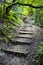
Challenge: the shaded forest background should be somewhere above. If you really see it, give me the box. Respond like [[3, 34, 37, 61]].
[[0, 0, 43, 43]]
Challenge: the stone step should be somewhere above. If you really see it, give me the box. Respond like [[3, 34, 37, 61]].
[[12, 38, 32, 44], [16, 34, 33, 39], [19, 31, 33, 34], [22, 26, 32, 29], [20, 27, 33, 31], [20, 29, 33, 32], [1, 45, 29, 55]]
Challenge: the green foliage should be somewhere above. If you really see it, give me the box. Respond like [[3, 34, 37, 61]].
[[39, 9, 43, 27], [0, 4, 3, 16], [0, 0, 43, 43], [35, 42, 43, 65], [0, 0, 23, 43], [38, 42, 43, 59], [20, 0, 43, 27]]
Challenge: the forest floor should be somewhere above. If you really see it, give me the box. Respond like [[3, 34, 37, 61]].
[[0, 19, 43, 65]]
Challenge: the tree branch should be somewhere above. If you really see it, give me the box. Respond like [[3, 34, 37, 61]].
[[6, 2, 43, 14]]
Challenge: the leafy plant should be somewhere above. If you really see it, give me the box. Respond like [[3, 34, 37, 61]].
[[35, 42, 43, 65]]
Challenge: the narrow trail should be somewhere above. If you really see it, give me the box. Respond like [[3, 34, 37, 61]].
[[0, 17, 43, 65]]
